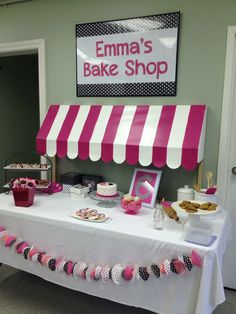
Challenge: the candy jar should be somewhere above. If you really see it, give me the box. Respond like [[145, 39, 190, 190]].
[[154, 203, 165, 230], [121, 194, 142, 215]]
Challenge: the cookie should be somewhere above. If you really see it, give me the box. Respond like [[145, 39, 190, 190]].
[[199, 204, 209, 210], [185, 208, 198, 213]]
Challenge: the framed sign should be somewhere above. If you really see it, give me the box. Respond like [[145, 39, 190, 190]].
[[76, 12, 180, 97], [129, 168, 162, 208]]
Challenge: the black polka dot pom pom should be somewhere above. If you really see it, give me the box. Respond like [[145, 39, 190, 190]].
[[170, 259, 178, 274], [183, 255, 192, 271], [8, 238, 16, 248], [48, 258, 56, 271], [138, 267, 150, 281], [151, 264, 160, 278], [23, 247, 30, 260], [109, 268, 112, 280]]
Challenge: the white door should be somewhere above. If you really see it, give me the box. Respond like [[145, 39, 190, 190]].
[[218, 26, 236, 289]]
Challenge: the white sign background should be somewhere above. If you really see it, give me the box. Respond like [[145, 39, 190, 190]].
[[77, 28, 178, 85]]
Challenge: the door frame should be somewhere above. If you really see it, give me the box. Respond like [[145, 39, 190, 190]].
[[217, 26, 236, 208], [0, 38, 46, 124]]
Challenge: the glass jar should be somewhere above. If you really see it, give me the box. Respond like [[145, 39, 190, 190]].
[[154, 203, 165, 230]]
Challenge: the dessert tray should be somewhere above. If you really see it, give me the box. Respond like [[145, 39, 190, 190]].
[[172, 200, 221, 216], [89, 191, 124, 208], [71, 208, 109, 223], [4, 164, 50, 171], [3, 181, 51, 190]]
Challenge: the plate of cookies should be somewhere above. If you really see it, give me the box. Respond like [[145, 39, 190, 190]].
[[71, 208, 109, 223], [172, 200, 220, 215]]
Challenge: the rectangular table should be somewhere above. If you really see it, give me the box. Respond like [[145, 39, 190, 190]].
[[0, 192, 230, 314]]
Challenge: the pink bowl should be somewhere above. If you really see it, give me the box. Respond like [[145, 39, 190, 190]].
[[121, 196, 142, 215]]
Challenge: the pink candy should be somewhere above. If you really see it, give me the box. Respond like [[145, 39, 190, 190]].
[[121, 195, 142, 214]]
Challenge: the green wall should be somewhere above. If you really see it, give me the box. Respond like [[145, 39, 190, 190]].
[[0, 0, 234, 200]]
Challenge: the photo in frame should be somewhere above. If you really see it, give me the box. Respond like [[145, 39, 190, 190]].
[[76, 11, 180, 97], [129, 168, 162, 208]]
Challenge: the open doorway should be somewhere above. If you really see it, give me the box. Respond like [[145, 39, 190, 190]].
[[0, 39, 46, 191], [0, 54, 39, 190]]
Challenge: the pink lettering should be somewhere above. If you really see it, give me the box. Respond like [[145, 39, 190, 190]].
[[125, 59, 168, 79], [135, 60, 145, 76], [146, 62, 157, 75], [125, 60, 135, 76], [110, 64, 119, 76], [96, 41, 104, 57], [84, 62, 91, 77], [144, 40, 152, 53], [157, 61, 168, 78], [83, 62, 119, 77]]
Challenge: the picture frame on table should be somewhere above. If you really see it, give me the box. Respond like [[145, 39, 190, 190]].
[[129, 168, 162, 208]]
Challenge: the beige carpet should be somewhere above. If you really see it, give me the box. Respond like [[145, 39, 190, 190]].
[[0, 265, 150, 314], [0, 265, 235, 314]]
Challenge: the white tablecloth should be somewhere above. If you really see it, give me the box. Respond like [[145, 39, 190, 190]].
[[0, 193, 230, 314]]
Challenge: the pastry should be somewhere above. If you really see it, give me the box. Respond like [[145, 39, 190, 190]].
[[179, 201, 217, 213], [73, 208, 106, 221], [8, 162, 48, 169], [162, 204, 179, 221], [96, 182, 117, 197]]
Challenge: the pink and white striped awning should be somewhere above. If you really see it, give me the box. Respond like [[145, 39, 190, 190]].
[[36, 104, 207, 170]]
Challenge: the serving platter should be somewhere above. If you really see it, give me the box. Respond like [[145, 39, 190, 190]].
[[3, 182, 50, 190], [71, 208, 109, 223], [172, 200, 221, 216], [4, 165, 50, 171], [71, 214, 109, 223]]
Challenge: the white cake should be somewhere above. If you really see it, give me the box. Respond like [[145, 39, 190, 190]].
[[96, 182, 117, 197]]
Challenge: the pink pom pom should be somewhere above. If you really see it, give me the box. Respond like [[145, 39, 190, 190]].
[[191, 250, 202, 268], [55, 258, 63, 268], [5, 235, 16, 247], [160, 264, 166, 275], [66, 261, 74, 275], [41, 254, 52, 265], [173, 258, 186, 275], [28, 248, 39, 258], [123, 266, 134, 281], [0, 230, 10, 241], [0, 226, 5, 232], [90, 270, 95, 279], [16, 242, 29, 254]]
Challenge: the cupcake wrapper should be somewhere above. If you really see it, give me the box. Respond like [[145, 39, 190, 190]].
[[101, 266, 110, 284], [111, 264, 123, 285], [22, 247, 31, 260], [94, 266, 102, 281], [48, 258, 56, 271], [138, 267, 150, 281], [183, 255, 192, 271], [170, 259, 178, 274]]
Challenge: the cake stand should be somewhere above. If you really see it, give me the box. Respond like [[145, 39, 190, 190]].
[[89, 191, 124, 208]]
